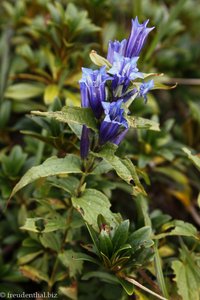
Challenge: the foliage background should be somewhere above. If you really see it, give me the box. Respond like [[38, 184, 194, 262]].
[[0, 0, 200, 299]]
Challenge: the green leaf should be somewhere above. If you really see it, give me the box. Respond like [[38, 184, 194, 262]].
[[32, 106, 98, 131], [39, 233, 61, 252], [0, 100, 11, 128], [152, 81, 177, 90], [99, 229, 113, 257], [82, 271, 119, 284], [18, 250, 43, 265], [58, 250, 83, 278], [47, 176, 79, 195], [182, 147, 200, 171], [92, 144, 145, 195], [172, 247, 200, 300], [155, 220, 198, 240], [20, 217, 66, 233], [5, 83, 45, 100], [72, 252, 100, 265], [72, 189, 119, 231], [117, 277, 134, 296], [112, 220, 130, 252], [2, 145, 27, 178], [127, 116, 160, 131], [44, 84, 59, 105], [128, 226, 154, 252], [10, 154, 82, 198]]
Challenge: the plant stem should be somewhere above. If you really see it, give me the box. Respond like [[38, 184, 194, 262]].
[[76, 156, 94, 196]]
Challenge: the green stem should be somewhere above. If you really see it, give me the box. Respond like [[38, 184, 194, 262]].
[[76, 156, 95, 196], [154, 241, 169, 299]]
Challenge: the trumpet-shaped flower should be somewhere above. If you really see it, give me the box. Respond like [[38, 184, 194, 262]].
[[99, 100, 128, 145], [109, 53, 143, 95], [107, 18, 154, 62], [125, 17, 154, 58], [79, 66, 112, 119]]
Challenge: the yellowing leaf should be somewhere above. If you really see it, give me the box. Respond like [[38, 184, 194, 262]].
[[90, 50, 112, 69], [44, 84, 59, 104]]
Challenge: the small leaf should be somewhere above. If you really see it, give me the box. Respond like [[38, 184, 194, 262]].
[[99, 229, 113, 257], [127, 116, 160, 131], [59, 285, 77, 300], [182, 147, 200, 171], [117, 278, 134, 296], [59, 250, 83, 278], [112, 220, 130, 252], [89, 50, 112, 69], [5, 83, 45, 100], [155, 220, 198, 240], [19, 265, 49, 283], [128, 226, 154, 252], [44, 84, 59, 104], [72, 252, 100, 265], [152, 82, 177, 90], [18, 250, 43, 264], [20, 217, 66, 233], [82, 271, 119, 284]]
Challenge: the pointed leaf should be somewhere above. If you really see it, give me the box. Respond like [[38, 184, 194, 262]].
[[112, 220, 130, 252], [10, 154, 82, 198], [32, 106, 98, 131], [182, 147, 200, 171], [127, 116, 160, 131]]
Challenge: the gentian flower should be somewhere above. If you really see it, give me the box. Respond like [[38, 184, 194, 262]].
[[125, 17, 154, 58], [79, 66, 112, 119], [109, 53, 143, 97], [138, 79, 154, 103], [99, 100, 129, 145], [107, 39, 127, 64]]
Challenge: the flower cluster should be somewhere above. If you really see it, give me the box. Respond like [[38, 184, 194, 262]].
[[79, 17, 154, 159]]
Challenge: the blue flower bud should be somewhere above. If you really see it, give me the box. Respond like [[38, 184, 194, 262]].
[[80, 125, 90, 159], [107, 39, 127, 64]]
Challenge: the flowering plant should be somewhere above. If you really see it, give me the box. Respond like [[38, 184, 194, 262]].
[[8, 14, 199, 300]]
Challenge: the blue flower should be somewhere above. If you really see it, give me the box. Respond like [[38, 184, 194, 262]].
[[138, 80, 154, 103], [79, 66, 112, 119], [125, 17, 154, 58], [107, 39, 127, 64], [99, 100, 129, 145], [109, 53, 143, 97]]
